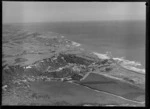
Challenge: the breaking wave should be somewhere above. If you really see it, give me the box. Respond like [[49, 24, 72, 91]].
[[92, 51, 145, 74], [54, 35, 145, 74]]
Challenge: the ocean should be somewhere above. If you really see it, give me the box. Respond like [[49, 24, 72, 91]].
[[4, 20, 146, 69]]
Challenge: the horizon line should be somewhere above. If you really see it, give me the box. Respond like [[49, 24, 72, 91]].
[[3, 19, 146, 25]]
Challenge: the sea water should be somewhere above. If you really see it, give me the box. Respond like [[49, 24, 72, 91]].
[[4, 20, 145, 73]]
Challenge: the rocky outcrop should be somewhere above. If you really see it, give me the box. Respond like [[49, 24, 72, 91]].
[[3, 48, 117, 91]]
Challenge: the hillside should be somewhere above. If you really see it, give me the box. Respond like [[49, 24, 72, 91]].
[[2, 26, 145, 106]]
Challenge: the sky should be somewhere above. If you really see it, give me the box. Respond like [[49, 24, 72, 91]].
[[3, 2, 146, 23]]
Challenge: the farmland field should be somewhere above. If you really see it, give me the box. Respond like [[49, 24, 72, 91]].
[[78, 73, 145, 102]]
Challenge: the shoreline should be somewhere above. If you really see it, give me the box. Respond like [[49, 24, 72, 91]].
[[91, 51, 145, 75]]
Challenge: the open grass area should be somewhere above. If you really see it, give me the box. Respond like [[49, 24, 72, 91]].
[[78, 73, 145, 102], [28, 81, 143, 106]]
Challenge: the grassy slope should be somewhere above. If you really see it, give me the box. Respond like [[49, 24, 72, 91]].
[[2, 26, 145, 106], [78, 73, 145, 102]]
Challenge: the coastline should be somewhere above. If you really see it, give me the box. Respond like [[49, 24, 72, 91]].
[[91, 51, 145, 75]]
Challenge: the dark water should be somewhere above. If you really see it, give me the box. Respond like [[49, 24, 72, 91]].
[[4, 20, 145, 68]]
